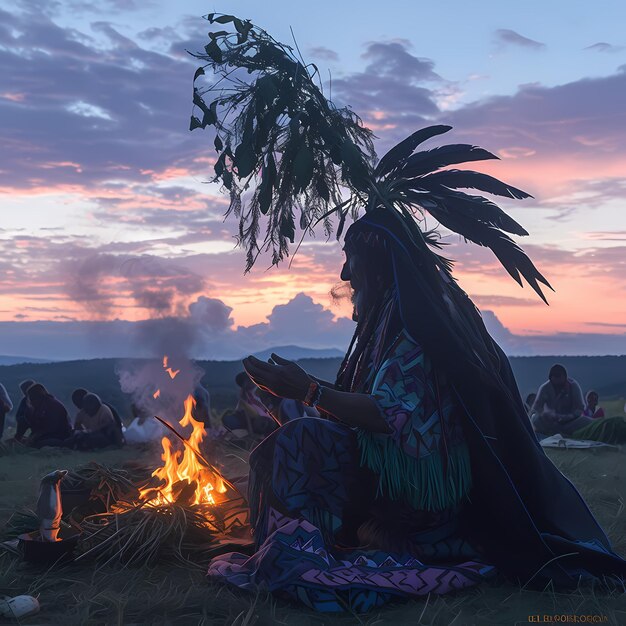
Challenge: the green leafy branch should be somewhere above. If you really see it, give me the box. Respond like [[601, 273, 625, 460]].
[[189, 13, 374, 271]]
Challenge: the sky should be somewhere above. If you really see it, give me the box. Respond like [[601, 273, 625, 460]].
[[0, 0, 625, 359]]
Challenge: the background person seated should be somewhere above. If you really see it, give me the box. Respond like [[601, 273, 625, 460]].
[[19, 383, 72, 448], [72, 388, 125, 446], [530, 364, 589, 438], [524, 392, 536, 415], [582, 390, 605, 419], [0, 382, 13, 440], [69, 393, 118, 450], [14, 379, 35, 442], [532, 368, 626, 444], [571, 393, 626, 444], [222, 372, 277, 436]]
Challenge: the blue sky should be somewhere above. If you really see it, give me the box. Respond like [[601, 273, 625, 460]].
[[42, 0, 626, 97]]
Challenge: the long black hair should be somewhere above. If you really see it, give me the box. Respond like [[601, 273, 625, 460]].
[[335, 229, 399, 392]]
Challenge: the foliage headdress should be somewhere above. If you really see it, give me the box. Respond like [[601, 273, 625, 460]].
[[189, 13, 552, 305]]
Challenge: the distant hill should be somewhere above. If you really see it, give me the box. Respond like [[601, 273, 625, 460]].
[[252, 345, 344, 361], [0, 355, 55, 366], [0, 355, 624, 422]]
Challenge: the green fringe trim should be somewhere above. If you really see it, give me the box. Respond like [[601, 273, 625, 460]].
[[357, 431, 472, 512]]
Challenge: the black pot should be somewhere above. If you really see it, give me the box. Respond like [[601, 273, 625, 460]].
[[18, 527, 80, 564]]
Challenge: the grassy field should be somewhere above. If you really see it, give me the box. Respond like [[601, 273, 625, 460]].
[[0, 439, 625, 625]]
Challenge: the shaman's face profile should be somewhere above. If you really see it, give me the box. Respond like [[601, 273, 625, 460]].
[[340, 248, 368, 322]]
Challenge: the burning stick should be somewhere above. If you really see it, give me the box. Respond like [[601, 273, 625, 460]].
[[151, 414, 242, 498]]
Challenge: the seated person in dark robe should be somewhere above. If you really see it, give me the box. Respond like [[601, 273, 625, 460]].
[[209, 212, 626, 612], [0, 382, 13, 440], [72, 388, 125, 446], [196, 33, 625, 609], [14, 379, 35, 442], [20, 383, 72, 448], [70, 393, 117, 450], [222, 372, 277, 436]]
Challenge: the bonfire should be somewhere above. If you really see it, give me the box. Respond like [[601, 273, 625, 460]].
[[139, 393, 227, 508], [70, 358, 249, 566]]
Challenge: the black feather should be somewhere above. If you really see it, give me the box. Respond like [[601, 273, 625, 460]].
[[418, 169, 532, 200], [399, 145, 498, 178], [374, 125, 452, 178], [404, 188, 528, 236], [427, 206, 552, 303]]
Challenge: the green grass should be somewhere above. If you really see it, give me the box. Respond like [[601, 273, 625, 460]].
[[1, 444, 625, 625], [603, 398, 626, 418]]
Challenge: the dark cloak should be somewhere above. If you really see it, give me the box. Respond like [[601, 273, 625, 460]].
[[345, 209, 626, 586]]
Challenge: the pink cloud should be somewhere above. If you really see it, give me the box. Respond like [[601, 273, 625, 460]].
[[1, 92, 26, 102], [1, 14, 625, 350]]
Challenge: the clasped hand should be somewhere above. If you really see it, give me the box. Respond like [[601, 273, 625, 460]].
[[242, 353, 314, 401]]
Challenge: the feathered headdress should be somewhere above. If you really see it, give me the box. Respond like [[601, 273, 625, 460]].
[[189, 14, 552, 303]]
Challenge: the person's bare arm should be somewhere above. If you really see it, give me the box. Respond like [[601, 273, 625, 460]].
[[242, 354, 391, 434], [74, 412, 85, 431]]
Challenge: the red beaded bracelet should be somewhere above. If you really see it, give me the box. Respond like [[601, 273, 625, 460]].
[[302, 381, 319, 406], [303, 381, 319, 406]]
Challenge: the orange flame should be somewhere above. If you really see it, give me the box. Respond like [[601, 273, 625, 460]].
[[153, 389, 161, 399], [166, 367, 180, 380], [139, 394, 226, 506], [162, 355, 180, 379]]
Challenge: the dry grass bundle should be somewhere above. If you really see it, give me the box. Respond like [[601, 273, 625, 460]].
[[65, 461, 150, 511], [76, 494, 250, 568], [1, 508, 38, 539]]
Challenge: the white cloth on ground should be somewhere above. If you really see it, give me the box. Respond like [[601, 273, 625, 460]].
[[539, 434, 619, 450], [124, 417, 166, 444]]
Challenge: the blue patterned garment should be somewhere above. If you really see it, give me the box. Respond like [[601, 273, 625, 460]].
[[358, 330, 471, 512], [207, 330, 495, 612]]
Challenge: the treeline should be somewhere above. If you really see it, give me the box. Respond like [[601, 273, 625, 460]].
[[0, 355, 624, 422]]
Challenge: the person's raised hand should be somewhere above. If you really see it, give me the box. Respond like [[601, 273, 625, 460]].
[[242, 353, 313, 400]]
